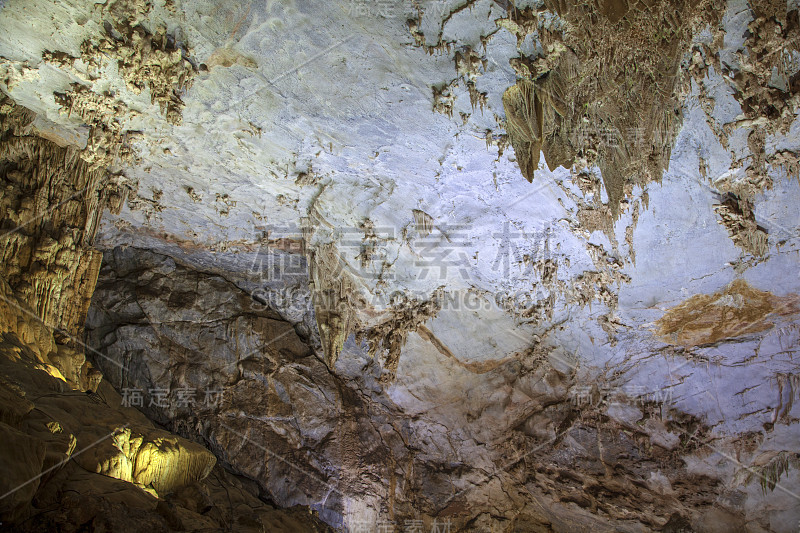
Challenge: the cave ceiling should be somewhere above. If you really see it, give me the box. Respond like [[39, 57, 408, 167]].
[[2, 0, 800, 530]]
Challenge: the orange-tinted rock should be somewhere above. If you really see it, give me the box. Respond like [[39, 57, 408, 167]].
[[656, 279, 800, 346]]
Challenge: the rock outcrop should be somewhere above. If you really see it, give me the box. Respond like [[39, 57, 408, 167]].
[[0, 94, 329, 531], [1, 0, 799, 531], [86, 245, 800, 531], [0, 95, 128, 339], [0, 274, 329, 532]]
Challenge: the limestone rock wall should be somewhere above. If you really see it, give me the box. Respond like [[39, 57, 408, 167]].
[[0, 274, 329, 530], [86, 247, 382, 526], [86, 245, 800, 532], [0, 96, 127, 339], [0, 0, 798, 530], [0, 95, 330, 530]]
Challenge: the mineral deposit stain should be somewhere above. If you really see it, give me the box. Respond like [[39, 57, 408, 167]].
[[656, 279, 800, 346]]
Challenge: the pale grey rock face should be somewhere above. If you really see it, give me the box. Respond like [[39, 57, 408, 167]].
[[4, 0, 800, 530]]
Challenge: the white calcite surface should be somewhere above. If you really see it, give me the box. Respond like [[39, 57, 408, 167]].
[[2, 0, 800, 530]]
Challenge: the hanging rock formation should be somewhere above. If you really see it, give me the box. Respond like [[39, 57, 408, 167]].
[[0, 0, 799, 531], [0, 92, 328, 532]]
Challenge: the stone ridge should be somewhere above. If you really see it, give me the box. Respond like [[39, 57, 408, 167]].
[[0, 91, 329, 532]]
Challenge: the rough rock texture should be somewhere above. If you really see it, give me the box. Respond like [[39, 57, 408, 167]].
[[0, 95, 129, 339], [0, 276, 329, 532], [87, 246, 800, 531], [656, 279, 800, 346], [1, 0, 800, 531], [0, 92, 329, 531], [87, 247, 384, 525]]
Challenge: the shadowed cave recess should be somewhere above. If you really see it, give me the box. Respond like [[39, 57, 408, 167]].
[[1, 0, 800, 531]]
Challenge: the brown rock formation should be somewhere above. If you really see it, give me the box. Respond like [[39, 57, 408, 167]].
[[0, 95, 128, 339], [85, 245, 792, 531], [0, 96, 329, 531], [503, 0, 724, 216], [656, 279, 800, 346]]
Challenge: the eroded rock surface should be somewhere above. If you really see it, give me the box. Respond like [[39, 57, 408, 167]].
[[86, 245, 800, 531], [0, 0, 799, 531], [0, 273, 329, 532], [0, 92, 329, 531]]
